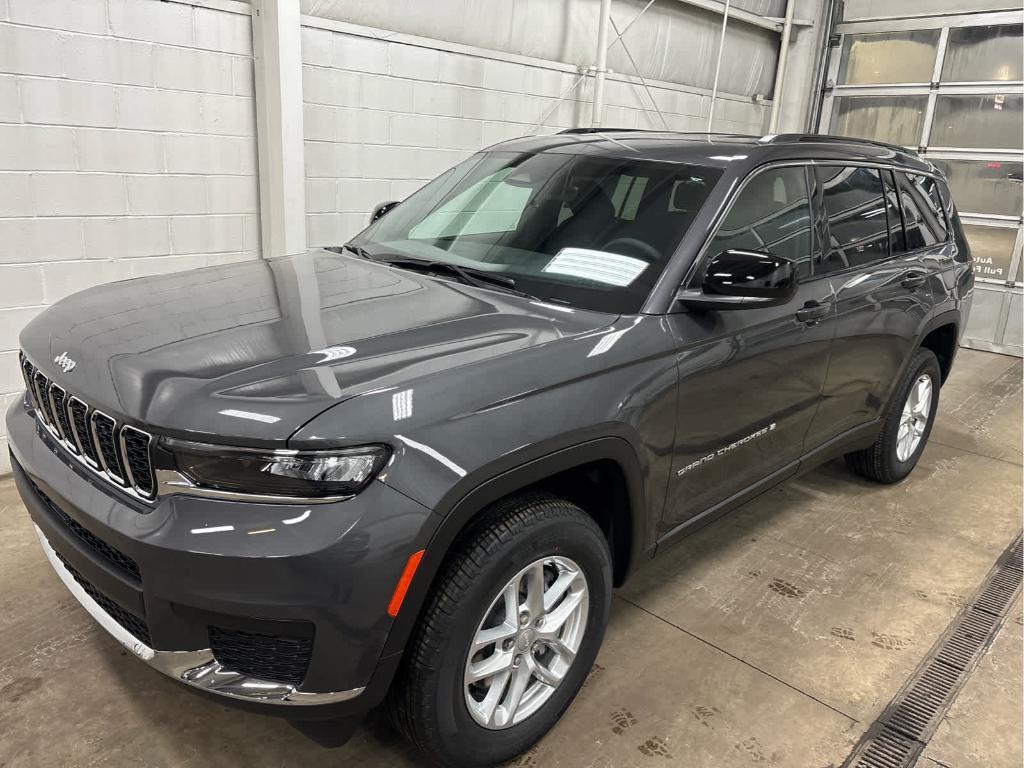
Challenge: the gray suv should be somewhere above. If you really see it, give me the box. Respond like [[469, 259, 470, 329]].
[[10, 131, 973, 767]]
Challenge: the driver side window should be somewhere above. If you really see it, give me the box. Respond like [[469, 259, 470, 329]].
[[706, 166, 814, 279]]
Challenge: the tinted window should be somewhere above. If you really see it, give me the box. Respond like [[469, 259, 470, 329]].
[[354, 151, 723, 314], [706, 167, 813, 278], [881, 170, 907, 254], [897, 172, 948, 250], [815, 166, 890, 274]]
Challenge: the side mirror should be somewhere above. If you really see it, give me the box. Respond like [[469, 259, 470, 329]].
[[369, 200, 401, 224], [677, 249, 798, 311]]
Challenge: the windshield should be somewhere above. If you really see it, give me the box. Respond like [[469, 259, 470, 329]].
[[350, 150, 723, 314]]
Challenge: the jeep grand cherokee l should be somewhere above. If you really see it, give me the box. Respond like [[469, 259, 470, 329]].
[[9, 131, 973, 767]]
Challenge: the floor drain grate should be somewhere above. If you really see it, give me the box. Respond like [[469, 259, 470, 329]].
[[843, 532, 1023, 768], [853, 727, 921, 768]]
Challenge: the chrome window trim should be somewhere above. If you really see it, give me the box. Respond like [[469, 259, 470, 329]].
[[34, 525, 365, 706]]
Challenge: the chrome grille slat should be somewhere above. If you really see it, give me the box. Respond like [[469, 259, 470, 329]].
[[48, 384, 78, 454], [91, 410, 125, 485], [19, 353, 34, 400], [32, 370, 53, 425], [120, 426, 155, 498], [68, 396, 100, 467], [19, 352, 156, 503]]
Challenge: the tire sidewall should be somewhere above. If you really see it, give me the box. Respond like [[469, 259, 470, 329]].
[[431, 514, 611, 764], [883, 351, 941, 479]]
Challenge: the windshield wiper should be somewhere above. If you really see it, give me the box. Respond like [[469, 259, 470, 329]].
[[340, 242, 373, 259], [371, 255, 539, 300]]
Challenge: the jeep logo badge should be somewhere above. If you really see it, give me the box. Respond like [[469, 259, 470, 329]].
[[53, 352, 76, 373]]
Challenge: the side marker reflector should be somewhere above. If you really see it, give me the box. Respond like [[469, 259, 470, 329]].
[[387, 549, 425, 617]]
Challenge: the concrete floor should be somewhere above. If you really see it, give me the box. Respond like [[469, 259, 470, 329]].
[[0, 347, 1020, 768]]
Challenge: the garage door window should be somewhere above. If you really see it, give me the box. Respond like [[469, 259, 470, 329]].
[[838, 30, 940, 84], [941, 24, 1023, 83], [830, 96, 929, 148], [930, 94, 1024, 150]]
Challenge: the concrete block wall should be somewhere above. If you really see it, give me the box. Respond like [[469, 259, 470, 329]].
[[301, 19, 770, 248], [0, 0, 260, 471]]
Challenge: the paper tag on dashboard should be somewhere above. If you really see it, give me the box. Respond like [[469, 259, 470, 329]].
[[543, 248, 649, 287]]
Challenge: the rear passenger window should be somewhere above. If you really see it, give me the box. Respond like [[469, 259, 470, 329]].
[[706, 167, 814, 278], [815, 166, 890, 274], [897, 172, 949, 249], [881, 170, 907, 254]]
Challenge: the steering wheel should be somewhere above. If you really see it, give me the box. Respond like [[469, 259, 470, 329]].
[[599, 237, 662, 264]]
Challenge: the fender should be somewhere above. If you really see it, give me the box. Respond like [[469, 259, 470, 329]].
[[379, 436, 650, 660], [866, 306, 962, 443]]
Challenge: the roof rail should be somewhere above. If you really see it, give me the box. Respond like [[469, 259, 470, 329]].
[[557, 128, 647, 134], [767, 132, 917, 155], [558, 128, 764, 139]]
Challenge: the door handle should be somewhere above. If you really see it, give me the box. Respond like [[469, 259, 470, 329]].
[[901, 271, 927, 290], [796, 300, 831, 325]]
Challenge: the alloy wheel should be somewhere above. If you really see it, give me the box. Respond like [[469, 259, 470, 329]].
[[897, 373, 933, 462], [463, 555, 589, 729]]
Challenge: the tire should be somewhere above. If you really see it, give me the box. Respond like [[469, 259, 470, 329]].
[[845, 348, 941, 484], [388, 491, 612, 768]]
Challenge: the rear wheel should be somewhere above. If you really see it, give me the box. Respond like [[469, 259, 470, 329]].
[[845, 348, 941, 484], [389, 492, 611, 767]]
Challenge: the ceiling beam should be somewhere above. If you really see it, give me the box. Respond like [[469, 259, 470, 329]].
[[672, 0, 813, 33]]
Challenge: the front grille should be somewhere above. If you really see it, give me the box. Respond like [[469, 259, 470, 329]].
[[54, 549, 151, 646], [209, 626, 314, 687], [19, 352, 156, 502], [30, 478, 142, 582]]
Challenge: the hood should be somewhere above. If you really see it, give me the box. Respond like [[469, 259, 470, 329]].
[[20, 251, 613, 444]]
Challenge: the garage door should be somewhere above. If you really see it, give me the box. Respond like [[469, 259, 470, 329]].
[[819, 8, 1024, 357]]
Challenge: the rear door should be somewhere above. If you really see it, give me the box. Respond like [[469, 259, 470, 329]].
[[661, 165, 836, 536], [803, 166, 943, 448]]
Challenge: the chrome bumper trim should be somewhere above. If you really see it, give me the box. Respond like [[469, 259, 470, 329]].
[[34, 525, 365, 706]]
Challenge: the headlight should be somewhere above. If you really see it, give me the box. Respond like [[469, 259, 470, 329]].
[[164, 439, 390, 498]]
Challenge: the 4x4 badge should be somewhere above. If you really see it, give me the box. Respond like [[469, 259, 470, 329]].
[[53, 352, 76, 373]]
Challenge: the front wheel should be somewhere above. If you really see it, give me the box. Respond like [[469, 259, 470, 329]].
[[845, 348, 941, 483], [389, 492, 612, 767]]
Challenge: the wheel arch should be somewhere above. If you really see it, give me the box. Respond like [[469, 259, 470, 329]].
[[917, 315, 960, 383], [379, 437, 648, 660]]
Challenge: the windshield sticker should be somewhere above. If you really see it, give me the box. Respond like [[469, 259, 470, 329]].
[[677, 423, 776, 476], [543, 248, 649, 287]]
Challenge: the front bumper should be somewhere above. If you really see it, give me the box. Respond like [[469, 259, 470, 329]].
[[8, 398, 436, 715], [32, 523, 363, 705]]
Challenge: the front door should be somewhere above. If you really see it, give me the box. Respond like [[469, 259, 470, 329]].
[[661, 165, 836, 538]]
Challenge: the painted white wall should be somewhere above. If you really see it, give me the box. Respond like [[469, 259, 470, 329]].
[[0, 0, 260, 470], [301, 18, 772, 248]]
